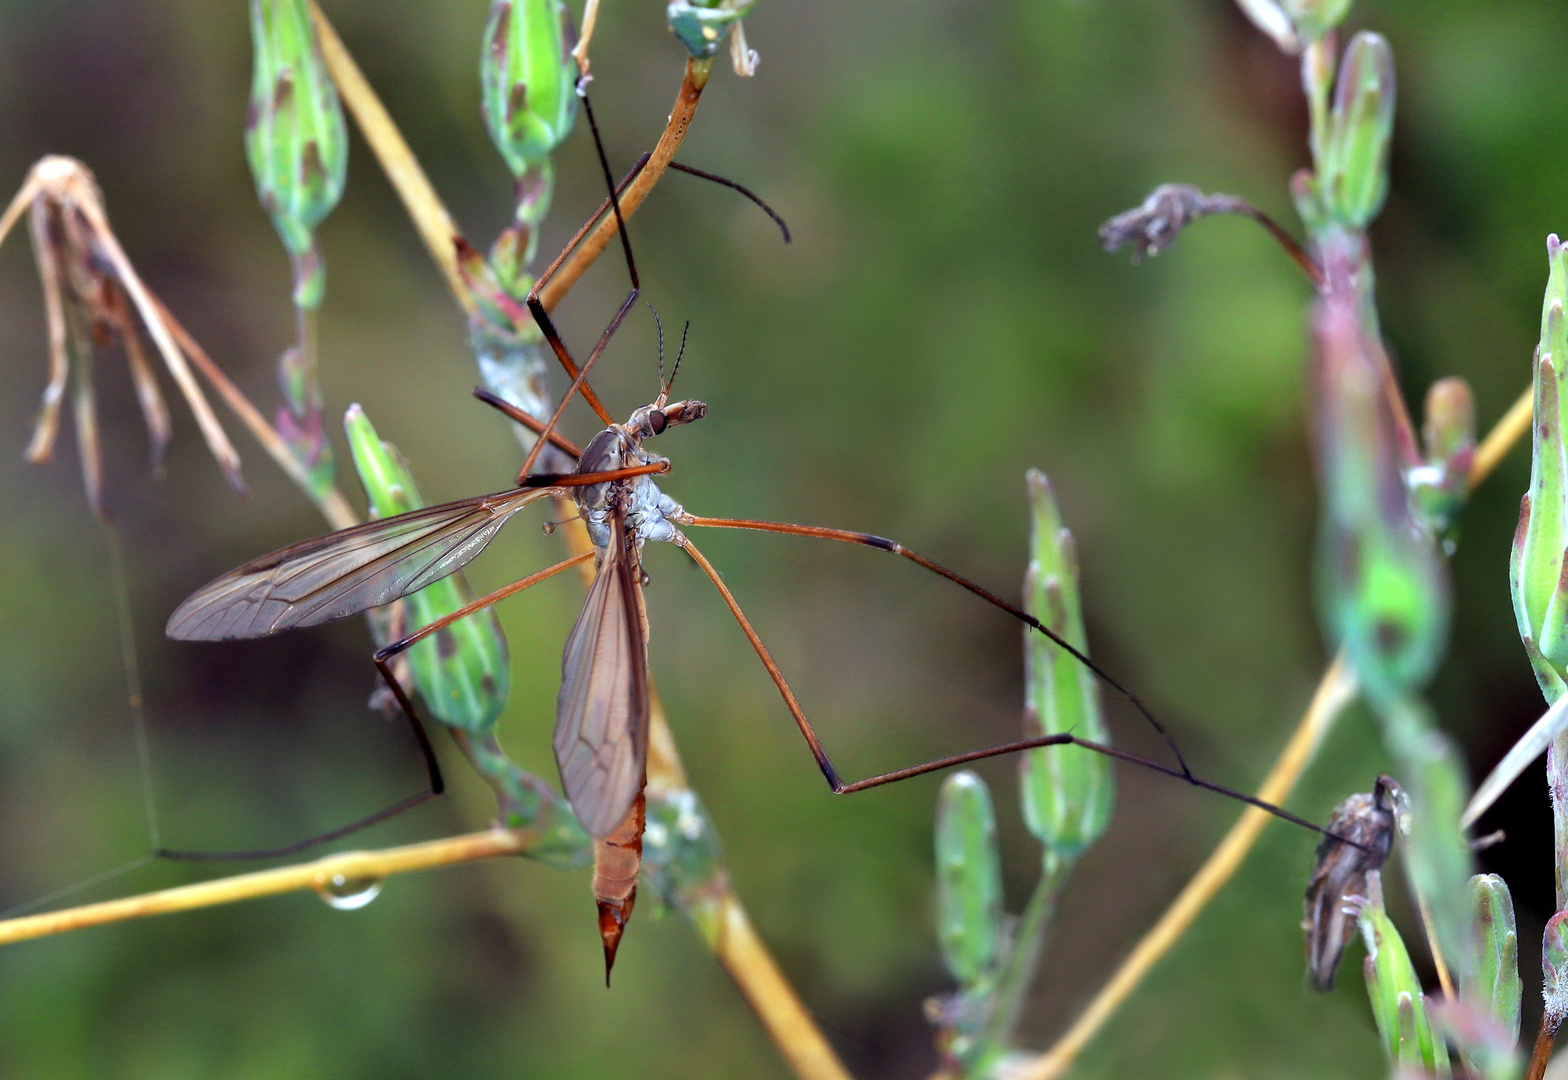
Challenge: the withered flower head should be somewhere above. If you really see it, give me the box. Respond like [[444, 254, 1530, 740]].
[[0, 156, 244, 516]]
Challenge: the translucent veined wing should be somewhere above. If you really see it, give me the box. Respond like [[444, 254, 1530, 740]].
[[167, 487, 552, 641], [554, 514, 649, 838]]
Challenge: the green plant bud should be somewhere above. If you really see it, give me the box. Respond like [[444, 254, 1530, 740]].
[[934, 771, 1003, 990], [1546, 911, 1568, 1031], [667, 0, 755, 60], [1283, 0, 1352, 43], [245, 0, 347, 310], [1409, 376, 1476, 543], [1018, 470, 1111, 869], [1512, 235, 1568, 703], [481, 0, 576, 179], [1471, 874, 1521, 1045], [1359, 880, 1448, 1073], [344, 405, 510, 733], [642, 788, 727, 946], [1320, 32, 1395, 230], [1313, 284, 1448, 703]]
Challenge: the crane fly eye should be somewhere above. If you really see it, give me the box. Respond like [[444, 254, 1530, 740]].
[[647, 410, 667, 435]]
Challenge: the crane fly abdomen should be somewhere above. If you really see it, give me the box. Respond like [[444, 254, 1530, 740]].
[[554, 513, 650, 839]]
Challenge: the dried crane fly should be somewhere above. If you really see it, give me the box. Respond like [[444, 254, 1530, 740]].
[[167, 82, 1364, 975]]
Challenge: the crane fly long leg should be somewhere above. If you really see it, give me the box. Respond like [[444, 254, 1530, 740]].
[[677, 532, 1361, 848], [516, 285, 639, 482], [523, 89, 642, 437], [473, 388, 584, 460], [372, 549, 595, 665], [679, 514, 1194, 781], [518, 151, 651, 430], [523, 460, 667, 489], [162, 551, 595, 862]]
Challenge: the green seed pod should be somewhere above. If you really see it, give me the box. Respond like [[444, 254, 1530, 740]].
[[934, 771, 1003, 991], [667, 0, 755, 60], [1320, 32, 1395, 230], [1512, 235, 1568, 703], [1018, 470, 1112, 869], [344, 405, 510, 734], [1358, 879, 1448, 1073], [481, 0, 576, 178], [245, 0, 347, 310], [1312, 277, 1448, 703], [1545, 911, 1568, 1032], [1471, 874, 1521, 1045], [480, 0, 576, 296]]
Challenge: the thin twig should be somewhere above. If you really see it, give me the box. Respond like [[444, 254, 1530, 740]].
[[1017, 383, 1534, 1079]]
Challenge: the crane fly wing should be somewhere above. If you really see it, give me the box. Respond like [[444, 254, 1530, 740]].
[[167, 487, 552, 641], [554, 516, 649, 838]]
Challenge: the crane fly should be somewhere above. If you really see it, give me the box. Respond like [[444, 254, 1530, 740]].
[[166, 79, 1365, 976]]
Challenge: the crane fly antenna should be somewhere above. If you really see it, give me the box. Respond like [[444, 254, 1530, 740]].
[[649, 301, 665, 389], [669, 321, 690, 394], [668, 161, 792, 244]]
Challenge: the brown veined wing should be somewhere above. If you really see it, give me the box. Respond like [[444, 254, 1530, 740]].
[[554, 515, 649, 838], [167, 486, 552, 642]]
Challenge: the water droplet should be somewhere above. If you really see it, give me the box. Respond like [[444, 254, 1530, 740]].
[[314, 872, 383, 911]]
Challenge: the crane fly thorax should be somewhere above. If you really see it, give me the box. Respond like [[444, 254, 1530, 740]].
[[574, 418, 685, 559]]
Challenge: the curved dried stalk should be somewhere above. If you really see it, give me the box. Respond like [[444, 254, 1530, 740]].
[[1017, 383, 1532, 1080]]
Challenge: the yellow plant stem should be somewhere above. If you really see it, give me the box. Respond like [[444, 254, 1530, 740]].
[[1019, 384, 1532, 1080], [310, 1, 473, 319], [0, 829, 529, 946]]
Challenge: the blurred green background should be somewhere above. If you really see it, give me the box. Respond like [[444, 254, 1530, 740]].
[[0, 0, 1561, 1076]]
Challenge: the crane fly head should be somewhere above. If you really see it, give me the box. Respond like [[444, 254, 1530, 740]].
[[625, 398, 706, 440]]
